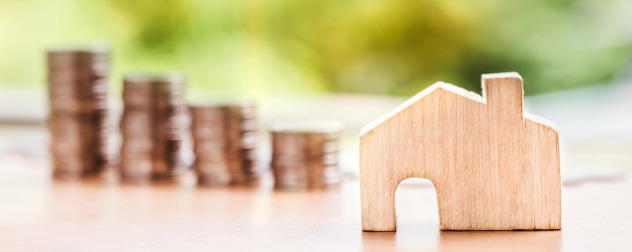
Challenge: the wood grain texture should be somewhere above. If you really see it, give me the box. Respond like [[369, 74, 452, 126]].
[[360, 72, 561, 231]]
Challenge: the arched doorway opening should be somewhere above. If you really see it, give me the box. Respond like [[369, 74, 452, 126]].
[[394, 178, 440, 230]]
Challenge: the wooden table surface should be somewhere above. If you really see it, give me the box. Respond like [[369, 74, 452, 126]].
[[1, 156, 631, 252]]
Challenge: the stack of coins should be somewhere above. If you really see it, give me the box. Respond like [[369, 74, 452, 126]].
[[269, 120, 343, 190], [119, 73, 189, 183], [46, 47, 113, 179], [190, 99, 260, 186]]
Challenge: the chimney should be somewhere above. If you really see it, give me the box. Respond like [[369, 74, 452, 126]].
[[482, 72, 524, 120]]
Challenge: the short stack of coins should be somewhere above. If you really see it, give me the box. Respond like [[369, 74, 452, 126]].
[[269, 120, 343, 190], [119, 73, 189, 183], [46, 47, 112, 179], [190, 99, 259, 186]]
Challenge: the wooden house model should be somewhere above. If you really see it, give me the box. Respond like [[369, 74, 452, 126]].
[[360, 72, 561, 231]]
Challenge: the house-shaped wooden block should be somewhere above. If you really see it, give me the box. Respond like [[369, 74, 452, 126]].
[[360, 72, 561, 231]]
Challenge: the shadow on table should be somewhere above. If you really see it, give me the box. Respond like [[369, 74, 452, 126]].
[[438, 229, 562, 252], [360, 222, 561, 252], [360, 222, 440, 251]]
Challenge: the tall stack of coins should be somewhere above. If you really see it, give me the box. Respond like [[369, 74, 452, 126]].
[[190, 99, 260, 186], [119, 73, 189, 183], [46, 47, 112, 179], [269, 120, 343, 190]]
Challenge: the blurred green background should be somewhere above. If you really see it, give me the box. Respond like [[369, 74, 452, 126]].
[[0, 0, 631, 95]]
